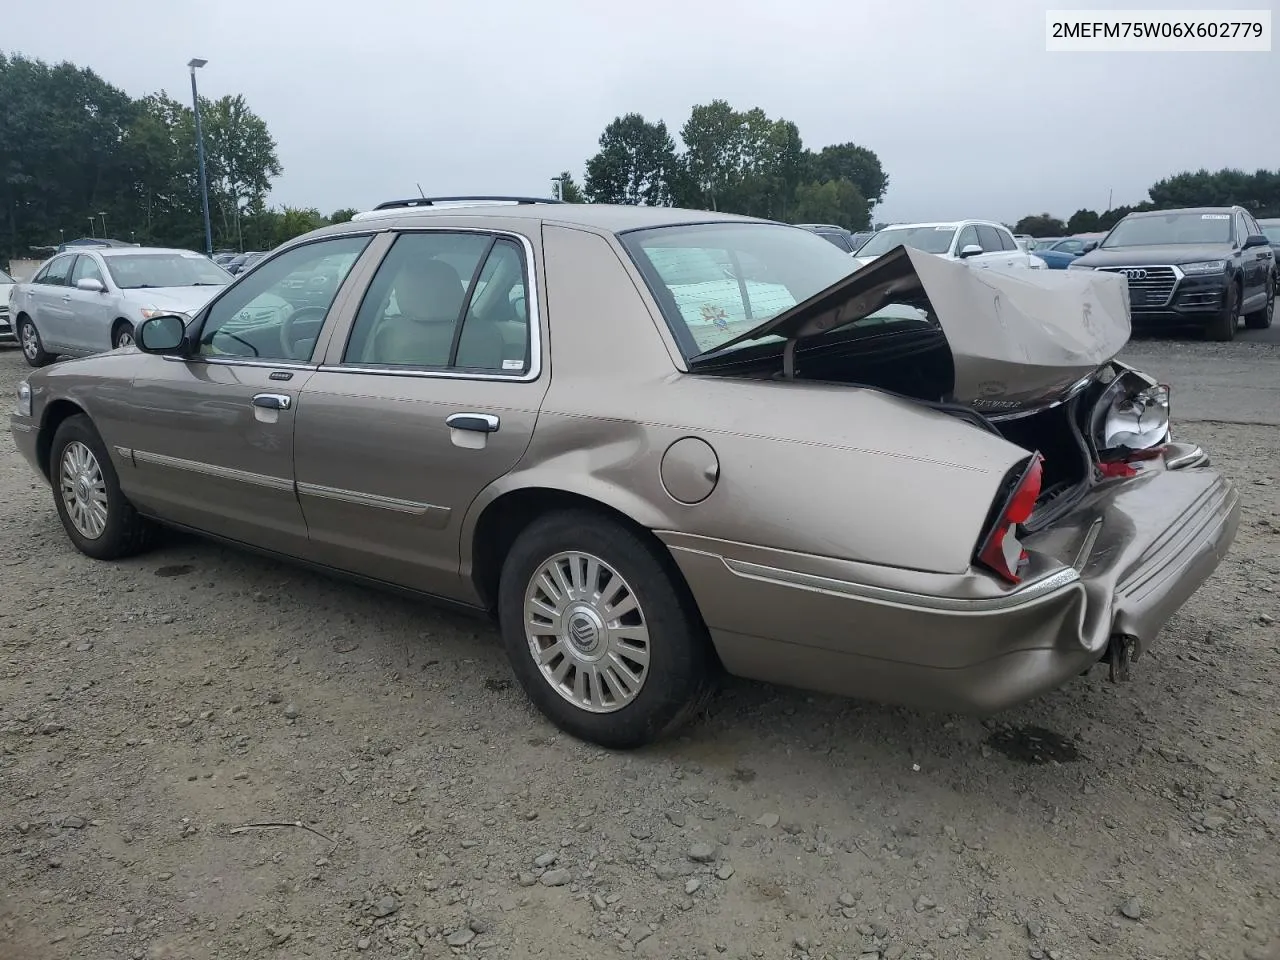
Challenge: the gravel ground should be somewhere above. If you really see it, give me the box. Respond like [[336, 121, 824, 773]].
[[0, 342, 1277, 960]]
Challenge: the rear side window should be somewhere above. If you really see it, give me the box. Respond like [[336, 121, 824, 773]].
[[343, 232, 532, 375]]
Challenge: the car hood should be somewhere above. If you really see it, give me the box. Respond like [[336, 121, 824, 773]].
[[1075, 243, 1233, 268], [706, 244, 1132, 410], [122, 286, 224, 315]]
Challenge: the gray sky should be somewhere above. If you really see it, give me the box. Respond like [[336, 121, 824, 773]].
[[5, 0, 1277, 224]]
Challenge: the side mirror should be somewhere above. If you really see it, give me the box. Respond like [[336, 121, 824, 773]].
[[75, 278, 105, 293], [1243, 234, 1271, 250], [958, 244, 983, 259], [135, 314, 189, 355]]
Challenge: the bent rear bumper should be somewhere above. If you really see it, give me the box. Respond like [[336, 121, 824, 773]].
[[659, 448, 1240, 713]]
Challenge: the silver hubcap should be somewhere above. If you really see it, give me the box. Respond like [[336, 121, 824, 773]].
[[523, 551, 651, 713], [116, 329, 133, 347], [59, 441, 108, 540], [21, 322, 38, 360]]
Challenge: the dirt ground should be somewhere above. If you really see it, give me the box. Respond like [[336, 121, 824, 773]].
[[0, 341, 1276, 960]]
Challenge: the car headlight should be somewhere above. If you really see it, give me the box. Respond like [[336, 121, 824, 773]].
[[1101, 381, 1171, 451], [16, 380, 32, 418], [1180, 260, 1226, 275]]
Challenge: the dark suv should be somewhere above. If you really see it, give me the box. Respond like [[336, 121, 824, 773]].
[[1069, 206, 1275, 340], [794, 223, 864, 255]]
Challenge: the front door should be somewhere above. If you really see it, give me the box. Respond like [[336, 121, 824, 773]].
[[293, 229, 549, 600], [65, 254, 115, 354], [111, 234, 376, 556]]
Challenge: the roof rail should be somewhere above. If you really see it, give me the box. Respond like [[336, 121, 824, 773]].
[[796, 223, 845, 231], [372, 196, 566, 211]]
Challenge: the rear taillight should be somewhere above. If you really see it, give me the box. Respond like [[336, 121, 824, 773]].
[[975, 454, 1044, 585]]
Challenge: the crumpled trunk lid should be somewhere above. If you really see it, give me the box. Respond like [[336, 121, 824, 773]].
[[708, 245, 1133, 413]]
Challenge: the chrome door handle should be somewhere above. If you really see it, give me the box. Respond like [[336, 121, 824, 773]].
[[252, 393, 291, 410], [446, 412, 499, 433]]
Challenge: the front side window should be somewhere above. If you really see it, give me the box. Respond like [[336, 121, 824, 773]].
[[38, 256, 74, 286], [955, 225, 979, 253], [344, 232, 532, 374], [70, 255, 106, 287], [104, 252, 230, 290], [198, 235, 371, 362], [976, 225, 1003, 253], [1102, 212, 1233, 248], [621, 222, 861, 358]]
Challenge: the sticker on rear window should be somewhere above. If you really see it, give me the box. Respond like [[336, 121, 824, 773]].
[[502, 359, 523, 370], [935, 226, 953, 230], [1201, 214, 1230, 220]]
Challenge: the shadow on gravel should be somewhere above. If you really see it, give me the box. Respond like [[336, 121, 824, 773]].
[[985, 725, 1083, 764]]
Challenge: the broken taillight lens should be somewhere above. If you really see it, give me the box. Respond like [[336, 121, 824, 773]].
[[975, 454, 1044, 585]]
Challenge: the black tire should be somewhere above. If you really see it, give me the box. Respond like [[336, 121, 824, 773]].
[[17, 315, 54, 367], [497, 509, 715, 749], [1244, 276, 1274, 330], [112, 320, 135, 349], [49, 415, 155, 561], [1205, 282, 1238, 342]]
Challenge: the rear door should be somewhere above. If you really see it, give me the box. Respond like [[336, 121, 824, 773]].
[[293, 227, 550, 601], [26, 254, 76, 349], [1240, 211, 1272, 308]]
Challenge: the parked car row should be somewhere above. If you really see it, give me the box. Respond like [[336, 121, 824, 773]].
[[7, 196, 1241, 748], [852, 220, 1048, 271]]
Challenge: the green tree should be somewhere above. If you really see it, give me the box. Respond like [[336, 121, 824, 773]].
[[1013, 213, 1067, 237], [327, 208, 359, 224], [791, 180, 870, 230], [1066, 208, 1101, 233], [200, 93, 282, 251], [583, 114, 678, 205], [552, 172, 585, 203], [806, 143, 888, 210]]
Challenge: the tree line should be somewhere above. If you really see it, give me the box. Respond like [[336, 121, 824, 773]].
[[560, 101, 889, 230], [0, 52, 353, 259], [1012, 168, 1280, 237]]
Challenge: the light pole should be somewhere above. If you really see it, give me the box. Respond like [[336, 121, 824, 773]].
[[87, 216, 96, 239], [188, 58, 214, 257], [98, 211, 108, 237]]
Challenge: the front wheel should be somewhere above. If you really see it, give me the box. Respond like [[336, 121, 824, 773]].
[[497, 510, 715, 749], [1205, 282, 1238, 342], [49, 415, 156, 560], [18, 316, 53, 367], [1244, 277, 1274, 330], [112, 321, 135, 349]]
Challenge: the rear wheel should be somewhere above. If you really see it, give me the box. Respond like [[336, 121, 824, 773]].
[[18, 315, 53, 367], [1244, 276, 1274, 330], [1205, 282, 1238, 341], [496, 509, 715, 748], [49, 415, 155, 561]]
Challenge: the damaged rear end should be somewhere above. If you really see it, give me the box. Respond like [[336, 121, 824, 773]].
[[688, 244, 1241, 701]]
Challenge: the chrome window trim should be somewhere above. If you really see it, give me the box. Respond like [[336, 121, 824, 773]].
[[330, 227, 544, 384], [163, 355, 319, 371]]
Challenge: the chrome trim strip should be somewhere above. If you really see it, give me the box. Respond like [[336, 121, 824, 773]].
[[132, 450, 294, 492], [1072, 518, 1104, 572], [1165, 446, 1208, 470], [317, 364, 531, 382], [10, 422, 33, 434], [718, 556, 1080, 613], [113, 445, 135, 465], [296, 482, 451, 526], [163, 355, 319, 371]]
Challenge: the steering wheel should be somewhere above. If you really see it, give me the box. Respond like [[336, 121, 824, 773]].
[[278, 306, 330, 360]]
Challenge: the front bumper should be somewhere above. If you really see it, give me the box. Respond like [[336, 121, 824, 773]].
[[9, 413, 39, 474], [1128, 273, 1229, 326], [660, 443, 1240, 713]]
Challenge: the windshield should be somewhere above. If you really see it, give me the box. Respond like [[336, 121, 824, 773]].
[[621, 223, 860, 357], [857, 226, 955, 258], [1261, 224, 1280, 243], [1101, 212, 1233, 248], [104, 253, 232, 289]]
